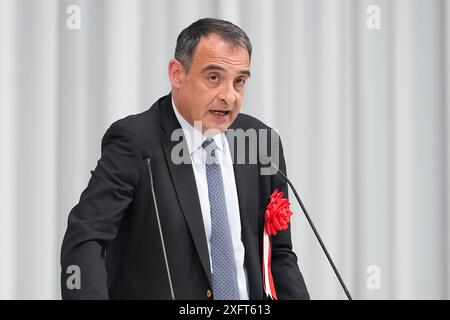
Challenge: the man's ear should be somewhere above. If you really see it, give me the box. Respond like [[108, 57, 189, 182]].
[[168, 59, 185, 89]]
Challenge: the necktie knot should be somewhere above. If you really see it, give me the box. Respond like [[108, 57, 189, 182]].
[[202, 138, 217, 161], [202, 137, 215, 150]]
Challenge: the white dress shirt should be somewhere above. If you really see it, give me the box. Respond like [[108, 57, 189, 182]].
[[172, 98, 249, 300]]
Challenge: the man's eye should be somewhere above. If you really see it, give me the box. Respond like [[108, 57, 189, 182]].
[[235, 78, 246, 86], [209, 75, 219, 81]]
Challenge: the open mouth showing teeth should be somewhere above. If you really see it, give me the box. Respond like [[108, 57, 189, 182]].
[[210, 110, 230, 116]]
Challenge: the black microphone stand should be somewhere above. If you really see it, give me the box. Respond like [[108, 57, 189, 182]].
[[144, 153, 175, 300], [270, 162, 353, 300]]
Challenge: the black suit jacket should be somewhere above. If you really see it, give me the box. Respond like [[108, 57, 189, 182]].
[[61, 93, 309, 300]]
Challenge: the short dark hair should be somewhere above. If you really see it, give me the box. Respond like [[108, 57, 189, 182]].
[[174, 18, 252, 72]]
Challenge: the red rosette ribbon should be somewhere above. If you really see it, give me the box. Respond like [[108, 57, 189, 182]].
[[263, 188, 293, 300]]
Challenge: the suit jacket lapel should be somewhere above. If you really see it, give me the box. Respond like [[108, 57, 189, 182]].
[[159, 95, 212, 286]]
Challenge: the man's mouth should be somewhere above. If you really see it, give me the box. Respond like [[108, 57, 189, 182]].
[[210, 110, 231, 116]]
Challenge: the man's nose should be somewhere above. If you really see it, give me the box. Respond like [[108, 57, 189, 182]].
[[218, 81, 236, 106]]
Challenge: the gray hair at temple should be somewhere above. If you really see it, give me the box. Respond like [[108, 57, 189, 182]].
[[174, 18, 252, 72]]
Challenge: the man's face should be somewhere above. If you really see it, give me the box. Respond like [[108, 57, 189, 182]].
[[170, 34, 251, 134]]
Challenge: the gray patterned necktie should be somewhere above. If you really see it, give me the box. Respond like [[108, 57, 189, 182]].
[[202, 138, 240, 300]]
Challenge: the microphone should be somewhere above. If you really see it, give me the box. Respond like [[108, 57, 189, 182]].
[[269, 161, 353, 300], [142, 148, 175, 300]]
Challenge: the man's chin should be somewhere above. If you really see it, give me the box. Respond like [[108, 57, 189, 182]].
[[202, 122, 232, 135], [202, 118, 236, 134], [203, 126, 226, 136]]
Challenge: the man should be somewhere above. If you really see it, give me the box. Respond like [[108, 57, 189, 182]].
[[61, 18, 309, 300]]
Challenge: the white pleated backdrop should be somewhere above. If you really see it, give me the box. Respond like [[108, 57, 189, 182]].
[[0, 0, 448, 299]]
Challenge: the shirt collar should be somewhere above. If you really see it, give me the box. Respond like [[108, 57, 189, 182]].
[[171, 97, 224, 155]]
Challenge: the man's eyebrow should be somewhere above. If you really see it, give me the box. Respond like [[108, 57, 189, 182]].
[[201, 64, 251, 77], [239, 69, 251, 77]]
